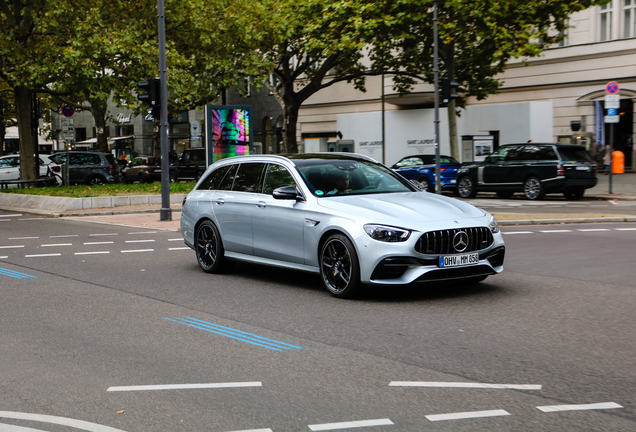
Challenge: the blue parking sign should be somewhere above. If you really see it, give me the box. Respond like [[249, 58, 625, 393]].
[[607, 108, 617, 116]]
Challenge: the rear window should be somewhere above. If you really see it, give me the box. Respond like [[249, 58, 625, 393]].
[[557, 147, 593, 161]]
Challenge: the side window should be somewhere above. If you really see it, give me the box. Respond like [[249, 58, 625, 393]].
[[263, 164, 297, 195], [217, 164, 239, 191], [395, 157, 422, 168], [503, 146, 523, 161], [87, 155, 101, 165], [0, 159, 11, 168], [70, 154, 83, 165], [232, 163, 266, 192], [537, 147, 558, 160], [181, 152, 191, 163], [489, 147, 508, 162], [197, 165, 231, 190]]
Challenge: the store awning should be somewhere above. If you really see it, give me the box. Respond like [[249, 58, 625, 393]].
[[75, 138, 98, 144], [109, 135, 135, 142]]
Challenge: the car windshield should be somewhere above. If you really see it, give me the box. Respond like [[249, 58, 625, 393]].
[[294, 157, 416, 197]]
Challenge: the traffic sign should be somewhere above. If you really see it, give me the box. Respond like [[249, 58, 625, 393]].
[[605, 94, 620, 109], [605, 81, 620, 95], [61, 105, 75, 117], [607, 108, 617, 116], [605, 115, 619, 124]]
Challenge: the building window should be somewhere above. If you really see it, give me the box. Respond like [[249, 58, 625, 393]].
[[117, 125, 134, 136], [75, 127, 87, 142], [600, 3, 613, 41], [557, 20, 569, 47], [625, 0, 636, 37]]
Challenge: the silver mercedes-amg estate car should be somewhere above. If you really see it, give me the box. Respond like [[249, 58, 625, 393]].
[[180, 153, 505, 298]]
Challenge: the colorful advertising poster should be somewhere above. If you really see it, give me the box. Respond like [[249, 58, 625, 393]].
[[206, 105, 252, 165]]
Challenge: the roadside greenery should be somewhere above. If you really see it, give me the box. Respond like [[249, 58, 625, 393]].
[[0, 182, 194, 198]]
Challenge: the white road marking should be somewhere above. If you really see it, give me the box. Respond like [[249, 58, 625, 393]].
[[18, 218, 42, 221], [125, 239, 155, 243], [0, 219, 8, 222], [0, 245, 24, 249], [41, 243, 73, 247], [389, 381, 541, 390], [9, 237, 38, 240], [425, 409, 510, 422], [169, 247, 190, 251], [502, 231, 533, 235], [0, 421, 44, 431], [0, 214, 22, 218], [128, 231, 157, 235], [121, 249, 154, 253], [0, 256, 7, 259], [537, 402, 622, 413], [539, 230, 573, 233], [75, 251, 110, 256], [223, 429, 272, 432], [0, 411, 130, 432], [89, 233, 118, 237], [25, 253, 61, 258], [107, 382, 262, 392], [308, 419, 394, 431], [84, 241, 114, 245], [616, 227, 636, 231], [168, 238, 182, 241], [577, 229, 611, 232], [50, 235, 78, 238]]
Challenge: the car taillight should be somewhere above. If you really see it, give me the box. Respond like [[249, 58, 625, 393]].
[[51, 166, 61, 173], [557, 164, 564, 176], [182, 196, 187, 206], [108, 165, 116, 171], [440, 167, 447, 172]]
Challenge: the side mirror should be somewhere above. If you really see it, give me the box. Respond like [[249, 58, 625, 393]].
[[273, 186, 301, 200]]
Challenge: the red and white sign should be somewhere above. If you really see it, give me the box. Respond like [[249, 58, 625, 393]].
[[605, 81, 620, 95], [61, 105, 75, 117]]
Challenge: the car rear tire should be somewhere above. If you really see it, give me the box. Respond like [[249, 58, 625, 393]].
[[563, 189, 585, 200], [195, 220, 232, 273], [138, 173, 146, 184], [523, 176, 545, 200], [457, 176, 477, 198], [87, 175, 106, 186], [418, 176, 433, 192], [496, 191, 514, 199], [320, 233, 361, 299]]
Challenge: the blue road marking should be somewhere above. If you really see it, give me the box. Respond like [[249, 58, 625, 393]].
[[164, 316, 303, 352], [0, 268, 36, 279]]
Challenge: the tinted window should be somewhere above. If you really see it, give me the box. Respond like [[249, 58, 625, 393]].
[[48, 154, 65, 164], [440, 156, 459, 164], [263, 164, 297, 195], [504, 146, 524, 161], [557, 147, 593, 161], [217, 164, 239, 191], [489, 147, 509, 162], [0, 159, 12, 168], [395, 157, 423, 168], [232, 163, 266, 192], [198, 164, 231, 190]]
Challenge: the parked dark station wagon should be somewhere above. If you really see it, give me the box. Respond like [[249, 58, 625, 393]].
[[456, 143, 597, 200]]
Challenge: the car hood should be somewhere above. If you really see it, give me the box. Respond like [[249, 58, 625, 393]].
[[317, 192, 487, 225]]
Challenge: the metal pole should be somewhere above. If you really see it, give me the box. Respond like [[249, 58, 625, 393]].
[[382, 72, 385, 165], [433, 0, 441, 194], [158, 0, 171, 221], [609, 123, 614, 194]]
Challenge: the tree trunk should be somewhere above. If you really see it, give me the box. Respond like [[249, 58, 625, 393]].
[[283, 104, 299, 154], [15, 86, 36, 180]]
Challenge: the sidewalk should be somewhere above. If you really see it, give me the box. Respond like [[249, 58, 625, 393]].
[[1, 173, 634, 230]]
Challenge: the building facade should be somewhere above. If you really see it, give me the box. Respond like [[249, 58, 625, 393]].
[[296, 1, 636, 169]]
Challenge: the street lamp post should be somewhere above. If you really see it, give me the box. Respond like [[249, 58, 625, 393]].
[[433, 0, 441, 194], [158, 0, 171, 221]]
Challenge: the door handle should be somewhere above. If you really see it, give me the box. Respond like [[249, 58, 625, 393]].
[[256, 201, 267, 208], [215, 198, 225, 205]]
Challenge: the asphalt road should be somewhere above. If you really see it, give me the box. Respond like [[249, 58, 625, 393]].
[[1, 212, 635, 432]]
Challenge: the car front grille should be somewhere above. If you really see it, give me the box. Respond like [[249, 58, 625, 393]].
[[415, 227, 494, 255]]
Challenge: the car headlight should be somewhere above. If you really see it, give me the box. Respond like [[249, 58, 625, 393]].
[[364, 224, 411, 242], [489, 216, 500, 234]]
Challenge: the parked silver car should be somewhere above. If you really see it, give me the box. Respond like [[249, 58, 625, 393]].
[[180, 153, 505, 298]]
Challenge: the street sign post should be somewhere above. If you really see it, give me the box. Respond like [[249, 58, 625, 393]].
[[604, 82, 620, 194]]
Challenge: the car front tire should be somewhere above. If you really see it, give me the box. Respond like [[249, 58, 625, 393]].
[[195, 220, 232, 273], [457, 176, 477, 198], [87, 175, 106, 186], [418, 176, 433, 192], [320, 233, 361, 299], [524, 176, 545, 200]]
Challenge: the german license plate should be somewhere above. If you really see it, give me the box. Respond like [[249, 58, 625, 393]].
[[439, 253, 479, 268]]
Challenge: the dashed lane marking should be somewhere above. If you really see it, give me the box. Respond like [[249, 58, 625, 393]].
[[0, 245, 24, 249], [537, 402, 622, 413], [0, 214, 22, 218], [223, 429, 272, 432], [425, 409, 510, 422], [389, 381, 541, 390], [539, 230, 573, 233], [121, 249, 154, 253], [124, 239, 155, 243], [308, 419, 394, 431], [502, 231, 534, 235], [89, 233, 118, 237], [25, 253, 61, 258], [9, 237, 38, 240], [41, 243, 73, 247], [128, 231, 157, 235], [107, 382, 262, 392], [50, 235, 78, 238], [169, 247, 190, 251], [75, 251, 110, 256], [83, 241, 114, 245]]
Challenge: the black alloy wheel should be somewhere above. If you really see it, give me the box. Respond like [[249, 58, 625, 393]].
[[457, 176, 477, 198], [195, 221, 231, 273], [523, 176, 545, 200], [418, 176, 433, 192], [87, 175, 106, 186], [320, 233, 361, 298]]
